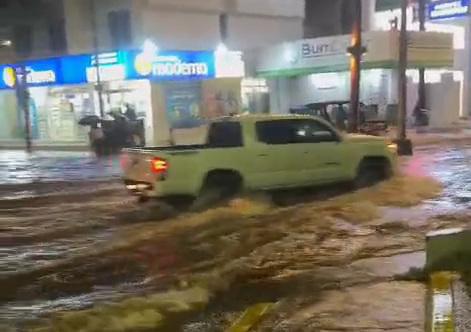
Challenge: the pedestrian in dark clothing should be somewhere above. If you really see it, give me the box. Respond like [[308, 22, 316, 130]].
[[124, 104, 137, 121], [335, 105, 347, 131]]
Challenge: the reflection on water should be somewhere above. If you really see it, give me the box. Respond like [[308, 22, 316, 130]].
[[0, 150, 121, 185], [404, 145, 471, 209], [0, 279, 152, 322]]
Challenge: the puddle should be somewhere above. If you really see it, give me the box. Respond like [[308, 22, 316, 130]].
[[350, 251, 426, 278]]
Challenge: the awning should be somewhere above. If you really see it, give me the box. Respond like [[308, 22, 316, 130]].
[[376, 0, 402, 11], [254, 31, 454, 78]]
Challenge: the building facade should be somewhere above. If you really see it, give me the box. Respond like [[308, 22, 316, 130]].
[[63, 0, 305, 54], [373, 0, 470, 123], [0, 0, 66, 62], [0, 0, 305, 147], [304, 0, 375, 38]]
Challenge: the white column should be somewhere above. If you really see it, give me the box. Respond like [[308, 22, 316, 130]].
[[268, 78, 291, 114], [150, 82, 172, 146], [362, 0, 375, 32], [462, 18, 471, 116]]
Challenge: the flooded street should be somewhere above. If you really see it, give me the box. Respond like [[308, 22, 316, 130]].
[[1, 143, 471, 331]]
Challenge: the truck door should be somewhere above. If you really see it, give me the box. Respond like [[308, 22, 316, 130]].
[[250, 119, 349, 189], [292, 119, 349, 183], [248, 119, 312, 189]]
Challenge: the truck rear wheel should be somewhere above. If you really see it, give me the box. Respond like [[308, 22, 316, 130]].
[[354, 158, 392, 189], [193, 171, 243, 210], [160, 196, 195, 211]]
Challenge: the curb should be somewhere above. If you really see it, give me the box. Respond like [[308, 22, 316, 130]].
[[226, 303, 276, 332], [428, 272, 456, 332]]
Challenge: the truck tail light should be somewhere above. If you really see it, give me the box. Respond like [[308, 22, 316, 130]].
[[120, 153, 130, 170], [150, 157, 168, 174]]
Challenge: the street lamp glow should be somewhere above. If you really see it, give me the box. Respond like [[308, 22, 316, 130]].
[[0, 40, 12, 47]]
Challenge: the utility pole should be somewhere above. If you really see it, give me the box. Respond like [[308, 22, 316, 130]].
[[90, 0, 105, 118], [12, 26, 33, 153], [396, 0, 413, 155], [348, 0, 364, 133], [417, 0, 426, 111]]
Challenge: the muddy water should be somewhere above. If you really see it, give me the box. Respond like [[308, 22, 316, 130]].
[[0, 151, 140, 328], [0, 144, 471, 330]]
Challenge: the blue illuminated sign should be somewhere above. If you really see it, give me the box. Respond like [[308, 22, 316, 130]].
[[0, 49, 215, 90], [428, 0, 470, 20], [61, 51, 128, 85], [127, 50, 215, 81], [0, 58, 61, 90]]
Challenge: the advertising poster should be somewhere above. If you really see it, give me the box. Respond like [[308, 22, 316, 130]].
[[201, 78, 241, 119], [164, 82, 204, 129]]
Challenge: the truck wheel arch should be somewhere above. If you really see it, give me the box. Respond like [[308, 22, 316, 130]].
[[201, 169, 244, 194], [191, 169, 244, 210], [354, 156, 392, 188]]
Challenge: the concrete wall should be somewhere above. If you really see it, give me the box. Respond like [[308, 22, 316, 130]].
[[0, 0, 66, 62], [0, 90, 19, 139], [304, 0, 343, 38], [64, 0, 305, 53], [64, 0, 133, 54], [426, 75, 461, 128], [228, 16, 302, 50], [140, 8, 220, 51], [63, 0, 95, 54], [267, 78, 291, 114], [304, 0, 375, 38]]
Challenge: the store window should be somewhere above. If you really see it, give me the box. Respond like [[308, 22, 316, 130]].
[[30, 85, 94, 142], [241, 78, 269, 114]]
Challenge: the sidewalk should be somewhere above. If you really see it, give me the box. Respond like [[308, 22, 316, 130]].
[[0, 139, 89, 151], [387, 128, 471, 146]]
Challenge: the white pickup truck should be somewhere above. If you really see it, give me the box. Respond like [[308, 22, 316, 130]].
[[121, 115, 396, 206]]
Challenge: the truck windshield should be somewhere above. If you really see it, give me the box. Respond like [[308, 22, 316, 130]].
[[207, 122, 243, 148]]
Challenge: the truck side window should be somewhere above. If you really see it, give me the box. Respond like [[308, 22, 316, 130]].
[[256, 120, 295, 144], [207, 122, 243, 148], [296, 120, 339, 143], [256, 120, 338, 145]]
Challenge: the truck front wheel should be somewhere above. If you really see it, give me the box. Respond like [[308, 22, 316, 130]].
[[354, 158, 392, 189]]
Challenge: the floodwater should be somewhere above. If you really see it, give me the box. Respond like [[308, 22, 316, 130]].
[[0, 144, 470, 331]]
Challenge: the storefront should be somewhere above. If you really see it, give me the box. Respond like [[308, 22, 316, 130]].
[[0, 47, 245, 146], [251, 30, 456, 127], [374, 0, 471, 121]]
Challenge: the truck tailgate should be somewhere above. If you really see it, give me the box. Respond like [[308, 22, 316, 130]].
[[121, 150, 163, 184]]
